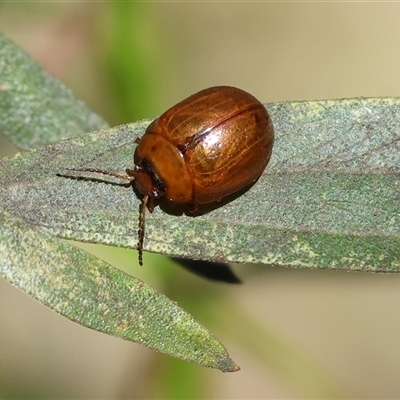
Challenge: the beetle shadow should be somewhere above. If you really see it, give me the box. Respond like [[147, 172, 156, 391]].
[[172, 257, 242, 283]]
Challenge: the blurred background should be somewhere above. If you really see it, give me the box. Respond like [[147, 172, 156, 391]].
[[1, 2, 400, 399]]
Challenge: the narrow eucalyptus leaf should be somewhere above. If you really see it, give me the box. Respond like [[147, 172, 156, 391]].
[[0, 210, 239, 372], [0, 32, 108, 149], [0, 97, 398, 271]]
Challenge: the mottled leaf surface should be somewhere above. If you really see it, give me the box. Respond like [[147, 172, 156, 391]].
[[0, 210, 238, 372], [1, 98, 399, 271]]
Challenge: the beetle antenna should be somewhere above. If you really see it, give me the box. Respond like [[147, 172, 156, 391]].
[[64, 167, 134, 182], [138, 195, 148, 266]]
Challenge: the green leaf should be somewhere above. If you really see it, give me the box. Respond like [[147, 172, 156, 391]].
[[0, 209, 239, 372], [1, 97, 399, 271], [0, 32, 108, 149]]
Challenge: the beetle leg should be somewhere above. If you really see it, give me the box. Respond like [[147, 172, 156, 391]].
[[146, 196, 155, 213], [137, 195, 149, 266], [187, 201, 198, 216]]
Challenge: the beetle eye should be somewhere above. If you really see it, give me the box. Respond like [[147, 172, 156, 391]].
[[152, 188, 161, 198]]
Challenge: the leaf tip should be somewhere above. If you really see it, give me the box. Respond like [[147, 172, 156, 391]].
[[219, 357, 241, 373], [231, 363, 241, 372]]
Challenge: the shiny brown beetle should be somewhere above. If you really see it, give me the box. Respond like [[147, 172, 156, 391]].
[[69, 86, 274, 265]]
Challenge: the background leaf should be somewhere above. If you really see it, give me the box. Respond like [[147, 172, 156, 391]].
[[0, 209, 238, 372], [0, 33, 108, 149], [1, 98, 398, 271]]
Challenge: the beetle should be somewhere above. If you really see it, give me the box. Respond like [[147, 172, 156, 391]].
[[68, 86, 274, 265]]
